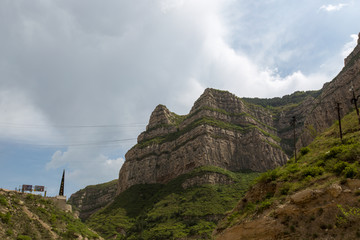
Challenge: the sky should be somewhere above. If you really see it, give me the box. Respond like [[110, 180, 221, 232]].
[[0, 0, 359, 197]]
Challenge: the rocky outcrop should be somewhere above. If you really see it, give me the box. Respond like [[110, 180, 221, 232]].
[[181, 172, 235, 189], [68, 180, 117, 220], [117, 89, 288, 194]]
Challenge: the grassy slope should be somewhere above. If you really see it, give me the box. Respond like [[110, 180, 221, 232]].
[[86, 166, 259, 240], [0, 190, 100, 240], [216, 110, 360, 239], [241, 90, 321, 108], [68, 179, 118, 217]]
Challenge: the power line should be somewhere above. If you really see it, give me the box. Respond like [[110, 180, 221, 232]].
[[3, 138, 137, 148], [0, 122, 146, 129]]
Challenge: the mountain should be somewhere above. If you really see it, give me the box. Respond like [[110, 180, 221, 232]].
[[68, 33, 360, 239], [214, 109, 360, 240], [117, 89, 289, 194], [0, 189, 101, 239]]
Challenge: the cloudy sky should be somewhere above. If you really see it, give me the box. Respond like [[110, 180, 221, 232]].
[[0, 0, 359, 197]]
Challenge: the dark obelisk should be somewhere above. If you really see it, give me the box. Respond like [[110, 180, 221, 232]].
[[59, 169, 65, 196]]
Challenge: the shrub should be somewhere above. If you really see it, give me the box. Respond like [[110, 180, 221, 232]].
[[6, 229, 13, 236], [17, 235, 32, 240], [0, 196, 8, 206], [256, 168, 279, 183], [258, 199, 272, 212], [324, 146, 343, 160], [333, 161, 349, 176], [302, 166, 324, 178], [279, 183, 291, 195], [339, 144, 360, 163], [316, 160, 325, 167], [0, 212, 11, 224], [300, 147, 310, 156], [343, 165, 358, 179]]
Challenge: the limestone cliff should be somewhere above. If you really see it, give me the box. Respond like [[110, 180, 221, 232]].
[[117, 89, 289, 194]]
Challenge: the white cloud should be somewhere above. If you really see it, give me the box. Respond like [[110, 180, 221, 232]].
[[342, 34, 358, 58], [47, 147, 124, 190], [320, 3, 348, 12]]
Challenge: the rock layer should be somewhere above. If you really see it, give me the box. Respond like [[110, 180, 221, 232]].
[[118, 89, 288, 194]]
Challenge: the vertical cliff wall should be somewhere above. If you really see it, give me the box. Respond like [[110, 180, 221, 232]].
[[117, 89, 288, 194]]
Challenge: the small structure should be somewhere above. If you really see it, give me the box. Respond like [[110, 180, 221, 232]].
[[59, 169, 65, 196], [50, 169, 72, 212]]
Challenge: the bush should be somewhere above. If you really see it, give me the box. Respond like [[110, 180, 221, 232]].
[[258, 199, 272, 212], [339, 144, 360, 163], [0, 212, 11, 224], [17, 235, 32, 240], [333, 161, 349, 176], [279, 183, 291, 195], [0, 196, 8, 207], [343, 165, 358, 179], [256, 168, 279, 183], [6, 229, 13, 236], [302, 166, 324, 178], [324, 146, 343, 160], [300, 147, 310, 156]]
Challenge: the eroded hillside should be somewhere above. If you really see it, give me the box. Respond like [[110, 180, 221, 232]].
[[0, 189, 101, 239], [214, 110, 360, 240]]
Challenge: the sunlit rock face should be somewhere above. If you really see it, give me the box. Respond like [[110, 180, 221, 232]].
[[117, 88, 288, 194]]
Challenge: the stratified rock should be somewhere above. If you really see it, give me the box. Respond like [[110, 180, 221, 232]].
[[117, 89, 288, 194]]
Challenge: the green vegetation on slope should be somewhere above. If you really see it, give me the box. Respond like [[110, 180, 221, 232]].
[[68, 179, 118, 218], [218, 110, 360, 233], [0, 190, 100, 240], [86, 166, 259, 239], [242, 90, 321, 108]]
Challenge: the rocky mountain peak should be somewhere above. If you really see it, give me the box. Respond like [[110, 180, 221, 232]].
[[190, 88, 245, 114], [146, 104, 173, 130]]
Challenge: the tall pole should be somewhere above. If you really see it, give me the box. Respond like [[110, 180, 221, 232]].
[[290, 116, 297, 162], [59, 169, 65, 196], [350, 85, 360, 126], [336, 102, 343, 143]]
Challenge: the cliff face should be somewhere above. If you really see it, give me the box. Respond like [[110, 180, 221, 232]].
[[68, 180, 117, 220], [118, 89, 288, 194]]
